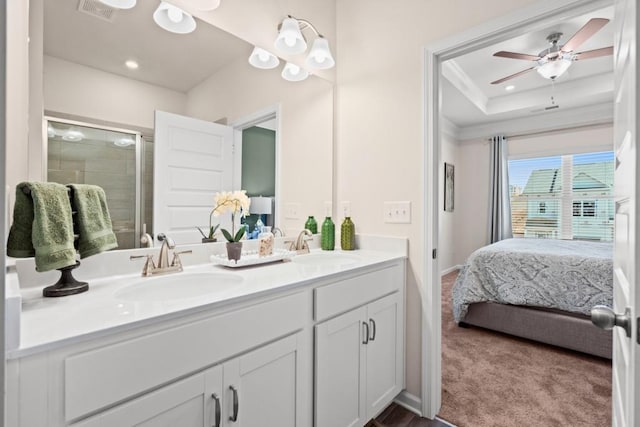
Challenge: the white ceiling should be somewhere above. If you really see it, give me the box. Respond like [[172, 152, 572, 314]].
[[44, 0, 252, 93], [442, 6, 615, 132]]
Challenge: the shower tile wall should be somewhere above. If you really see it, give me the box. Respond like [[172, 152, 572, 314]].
[[48, 136, 137, 249]]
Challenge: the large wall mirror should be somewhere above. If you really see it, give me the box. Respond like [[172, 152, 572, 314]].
[[37, 0, 334, 249]]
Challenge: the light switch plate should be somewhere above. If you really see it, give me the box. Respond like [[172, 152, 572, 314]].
[[383, 201, 411, 224], [284, 202, 301, 219]]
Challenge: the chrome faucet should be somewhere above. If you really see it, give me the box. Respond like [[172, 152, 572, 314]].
[[288, 229, 313, 254], [130, 233, 192, 276]]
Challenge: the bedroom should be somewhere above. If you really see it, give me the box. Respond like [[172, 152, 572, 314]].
[[437, 4, 615, 425]]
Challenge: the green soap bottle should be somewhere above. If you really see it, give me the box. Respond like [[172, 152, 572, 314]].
[[321, 217, 335, 250], [305, 216, 318, 234], [341, 217, 356, 250]]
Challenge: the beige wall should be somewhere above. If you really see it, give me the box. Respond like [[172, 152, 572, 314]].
[[439, 132, 459, 273], [185, 56, 333, 235], [453, 124, 614, 266], [43, 56, 187, 130], [334, 0, 539, 398]]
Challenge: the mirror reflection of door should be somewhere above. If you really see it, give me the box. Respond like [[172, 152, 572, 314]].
[[46, 118, 152, 249]]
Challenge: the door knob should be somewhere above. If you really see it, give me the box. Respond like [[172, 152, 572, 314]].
[[591, 305, 631, 337]]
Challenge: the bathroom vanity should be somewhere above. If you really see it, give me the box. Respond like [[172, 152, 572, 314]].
[[6, 236, 406, 427]]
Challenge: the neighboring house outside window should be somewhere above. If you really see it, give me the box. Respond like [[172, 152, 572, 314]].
[[509, 152, 614, 241]]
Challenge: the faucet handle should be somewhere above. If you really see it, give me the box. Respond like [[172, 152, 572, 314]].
[[171, 250, 192, 269], [130, 254, 156, 276]]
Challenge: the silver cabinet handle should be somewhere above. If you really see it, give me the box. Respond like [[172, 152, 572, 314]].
[[591, 305, 632, 337], [229, 385, 239, 422], [369, 318, 376, 341], [362, 321, 369, 344], [211, 393, 221, 427]]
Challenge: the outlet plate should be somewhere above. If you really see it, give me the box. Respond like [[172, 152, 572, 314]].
[[383, 201, 411, 224], [340, 201, 352, 218], [284, 202, 301, 219]]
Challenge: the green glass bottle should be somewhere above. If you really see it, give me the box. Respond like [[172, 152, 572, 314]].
[[341, 217, 356, 250], [321, 217, 335, 251], [304, 216, 318, 234]]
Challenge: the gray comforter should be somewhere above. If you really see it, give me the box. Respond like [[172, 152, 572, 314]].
[[452, 238, 613, 323]]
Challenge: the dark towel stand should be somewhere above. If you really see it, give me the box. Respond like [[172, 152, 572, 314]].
[[23, 185, 89, 297]]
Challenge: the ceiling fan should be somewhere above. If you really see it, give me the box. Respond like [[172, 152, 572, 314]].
[[490, 18, 613, 85]]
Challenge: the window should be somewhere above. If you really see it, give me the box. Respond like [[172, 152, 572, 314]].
[[508, 151, 614, 241]]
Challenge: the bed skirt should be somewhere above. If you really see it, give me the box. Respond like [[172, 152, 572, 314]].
[[461, 302, 612, 359]]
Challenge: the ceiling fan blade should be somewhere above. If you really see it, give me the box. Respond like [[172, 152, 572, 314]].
[[574, 46, 613, 60], [493, 51, 540, 61], [490, 67, 536, 85], [561, 18, 610, 52]]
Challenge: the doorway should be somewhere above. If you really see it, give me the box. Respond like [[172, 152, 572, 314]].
[[421, 0, 616, 419]]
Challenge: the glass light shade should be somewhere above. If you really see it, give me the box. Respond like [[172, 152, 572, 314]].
[[536, 58, 572, 80], [153, 2, 197, 34], [281, 62, 309, 82], [98, 0, 136, 9], [114, 137, 135, 147], [305, 37, 335, 70], [248, 47, 280, 70], [250, 197, 272, 215], [193, 0, 221, 10], [274, 18, 307, 55], [62, 130, 84, 142]]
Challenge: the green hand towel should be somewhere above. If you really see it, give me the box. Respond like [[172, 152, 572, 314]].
[[68, 184, 118, 258], [7, 182, 77, 272]]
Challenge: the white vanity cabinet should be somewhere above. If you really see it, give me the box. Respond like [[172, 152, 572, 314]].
[[75, 332, 304, 427], [314, 264, 405, 427]]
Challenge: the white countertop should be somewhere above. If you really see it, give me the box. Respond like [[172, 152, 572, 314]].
[[7, 235, 407, 359]]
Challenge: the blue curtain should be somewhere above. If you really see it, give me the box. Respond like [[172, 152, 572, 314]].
[[489, 135, 512, 243]]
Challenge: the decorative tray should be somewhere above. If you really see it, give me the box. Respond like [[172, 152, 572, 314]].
[[210, 249, 296, 268]]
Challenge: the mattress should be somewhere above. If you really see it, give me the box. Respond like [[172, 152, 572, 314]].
[[452, 238, 613, 323]]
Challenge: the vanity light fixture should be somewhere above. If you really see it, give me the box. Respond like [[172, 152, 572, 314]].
[[153, 1, 197, 34], [114, 137, 136, 147], [125, 59, 139, 70], [274, 15, 335, 71], [98, 0, 136, 9], [248, 47, 280, 69], [281, 62, 309, 82], [62, 130, 84, 142]]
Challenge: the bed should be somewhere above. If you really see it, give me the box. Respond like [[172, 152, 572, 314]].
[[452, 238, 613, 359]]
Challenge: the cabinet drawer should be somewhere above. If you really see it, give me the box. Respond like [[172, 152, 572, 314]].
[[65, 291, 307, 423], [314, 263, 403, 322]]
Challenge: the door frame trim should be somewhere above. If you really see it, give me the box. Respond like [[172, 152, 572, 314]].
[[421, 0, 613, 418]]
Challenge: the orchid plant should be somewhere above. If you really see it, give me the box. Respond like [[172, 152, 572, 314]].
[[211, 190, 251, 243]]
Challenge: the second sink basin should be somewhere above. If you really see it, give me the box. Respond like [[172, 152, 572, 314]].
[[114, 272, 244, 302]]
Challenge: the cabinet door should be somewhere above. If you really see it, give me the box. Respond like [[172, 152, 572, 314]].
[[222, 333, 302, 427], [315, 306, 367, 427], [365, 292, 403, 420], [75, 368, 212, 427]]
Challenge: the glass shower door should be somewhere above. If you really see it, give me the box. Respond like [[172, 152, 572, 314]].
[[47, 119, 143, 249]]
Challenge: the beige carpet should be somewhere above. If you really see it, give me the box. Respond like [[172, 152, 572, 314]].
[[439, 271, 612, 426]]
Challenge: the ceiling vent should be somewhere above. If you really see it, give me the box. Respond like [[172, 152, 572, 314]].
[[531, 104, 560, 113], [77, 0, 117, 22]]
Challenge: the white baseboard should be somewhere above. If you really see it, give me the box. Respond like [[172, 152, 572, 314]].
[[394, 391, 422, 417], [440, 265, 462, 276]]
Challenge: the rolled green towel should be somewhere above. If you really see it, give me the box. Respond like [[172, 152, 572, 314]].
[[68, 184, 118, 258], [7, 182, 77, 272]]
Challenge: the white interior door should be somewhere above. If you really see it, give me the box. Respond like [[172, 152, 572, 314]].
[[153, 111, 234, 245], [607, 1, 639, 425]]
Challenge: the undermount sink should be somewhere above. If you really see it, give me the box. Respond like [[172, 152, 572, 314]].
[[114, 272, 244, 302], [292, 252, 362, 267]]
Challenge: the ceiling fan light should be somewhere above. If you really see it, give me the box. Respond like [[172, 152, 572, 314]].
[[281, 62, 309, 82], [153, 2, 197, 34], [536, 57, 572, 80], [275, 18, 307, 55], [305, 37, 335, 70], [98, 0, 136, 9], [248, 47, 280, 69]]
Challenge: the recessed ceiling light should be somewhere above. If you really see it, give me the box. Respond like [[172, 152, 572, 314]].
[[505, 85, 515, 91], [125, 60, 139, 70]]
